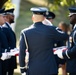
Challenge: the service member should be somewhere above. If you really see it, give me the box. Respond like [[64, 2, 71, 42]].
[[44, 11, 68, 75], [54, 7, 76, 75], [43, 11, 55, 26], [0, 8, 10, 75], [19, 7, 68, 75], [2, 8, 17, 75], [45, 11, 55, 23]]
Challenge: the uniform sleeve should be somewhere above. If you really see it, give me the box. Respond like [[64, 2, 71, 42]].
[[19, 32, 27, 73], [0, 43, 2, 57], [68, 46, 76, 58], [63, 31, 76, 59], [50, 27, 69, 41], [62, 46, 76, 59]]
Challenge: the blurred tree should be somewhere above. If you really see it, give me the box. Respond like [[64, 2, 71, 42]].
[[45, 0, 76, 11], [3, 0, 15, 10], [0, 0, 8, 8]]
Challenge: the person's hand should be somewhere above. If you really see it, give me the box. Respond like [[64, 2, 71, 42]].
[[9, 48, 19, 56], [6, 52, 11, 59], [53, 46, 67, 52], [21, 72, 26, 75], [13, 48, 19, 56], [1, 53, 8, 60], [54, 50, 63, 59]]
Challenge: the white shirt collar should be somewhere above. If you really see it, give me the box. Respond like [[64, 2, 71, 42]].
[[73, 24, 76, 29], [0, 25, 2, 28], [42, 18, 53, 26]]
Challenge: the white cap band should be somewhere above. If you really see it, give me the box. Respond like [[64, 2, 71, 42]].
[[69, 13, 76, 17]]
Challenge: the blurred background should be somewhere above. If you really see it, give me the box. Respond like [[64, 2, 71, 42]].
[[0, 0, 76, 75]]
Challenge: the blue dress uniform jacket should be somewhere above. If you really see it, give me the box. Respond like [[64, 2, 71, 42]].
[[19, 22, 68, 75], [0, 27, 9, 75], [3, 22, 17, 70], [53, 40, 66, 69], [63, 25, 76, 73]]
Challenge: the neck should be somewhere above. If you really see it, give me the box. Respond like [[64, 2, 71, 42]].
[[33, 20, 43, 23], [32, 14, 44, 23], [5, 19, 11, 24]]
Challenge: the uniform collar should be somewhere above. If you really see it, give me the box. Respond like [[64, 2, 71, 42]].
[[42, 19, 53, 26], [6, 22, 10, 26], [34, 22, 43, 25], [5, 22, 12, 28], [73, 24, 76, 29]]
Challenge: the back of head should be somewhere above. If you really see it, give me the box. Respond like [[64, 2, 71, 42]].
[[32, 14, 45, 23], [44, 11, 56, 19], [30, 7, 47, 22], [58, 21, 69, 32], [59, 21, 67, 26]]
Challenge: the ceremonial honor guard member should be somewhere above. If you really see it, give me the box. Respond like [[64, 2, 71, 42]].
[[19, 7, 68, 75], [2, 8, 17, 75], [54, 7, 76, 75], [44, 11, 68, 75], [43, 11, 55, 25], [0, 8, 10, 75]]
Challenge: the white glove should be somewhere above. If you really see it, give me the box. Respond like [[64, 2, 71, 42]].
[[54, 50, 63, 59], [1, 53, 8, 61], [10, 48, 19, 56], [53, 46, 67, 52], [21, 72, 26, 75], [6, 52, 11, 59]]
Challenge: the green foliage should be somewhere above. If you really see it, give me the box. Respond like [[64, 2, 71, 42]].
[[45, 0, 76, 11], [60, 0, 76, 6], [15, 0, 70, 41], [3, 0, 15, 10]]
